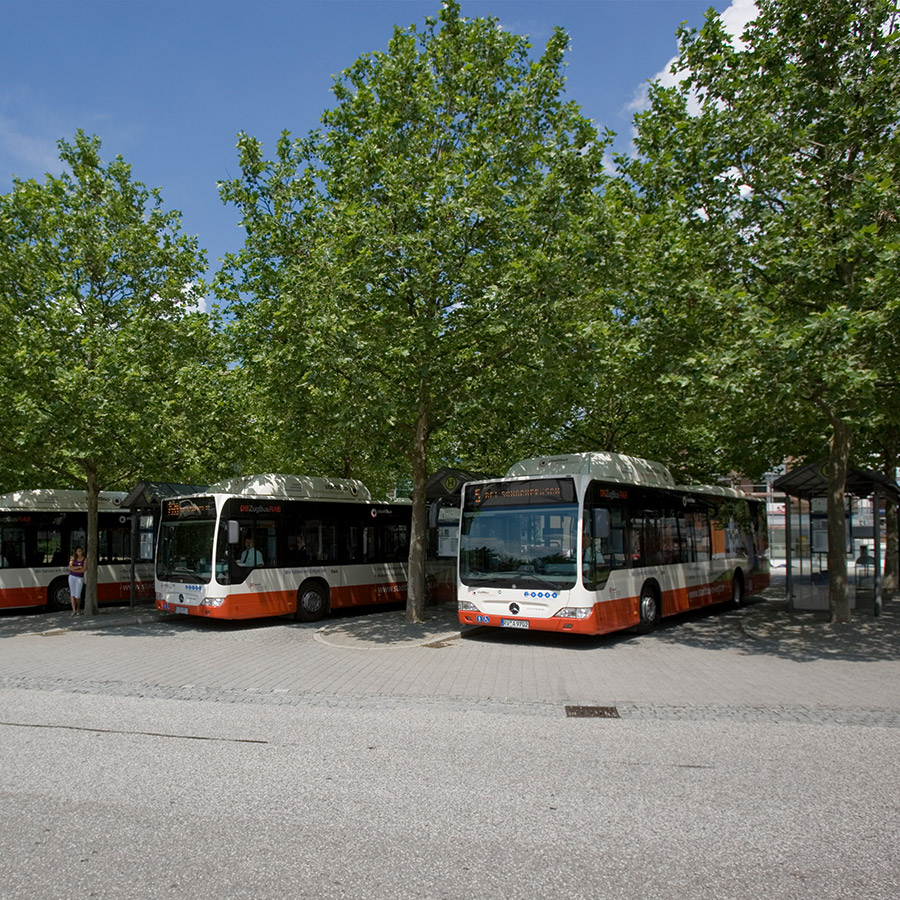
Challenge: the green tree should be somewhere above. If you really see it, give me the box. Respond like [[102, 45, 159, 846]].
[[0, 131, 232, 614], [623, 0, 900, 621], [218, 1, 609, 622]]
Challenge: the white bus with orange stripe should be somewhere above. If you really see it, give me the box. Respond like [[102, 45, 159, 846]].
[[0, 489, 151, 611], [155, 474, 416, 621], [457, 452, 769, 636]]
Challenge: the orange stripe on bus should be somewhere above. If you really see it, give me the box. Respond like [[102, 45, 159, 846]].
[[192, 581, 412, 620], [0, 586, 47, 609]]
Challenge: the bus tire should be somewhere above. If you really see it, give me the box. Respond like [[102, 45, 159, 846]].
[[636, 581, 661, 634], [48, 577, 70, 612], [295, 581, 328, 622], [731, 570, 745, 608]]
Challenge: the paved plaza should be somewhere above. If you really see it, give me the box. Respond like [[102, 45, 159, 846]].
[[2, 581, 898, 727]]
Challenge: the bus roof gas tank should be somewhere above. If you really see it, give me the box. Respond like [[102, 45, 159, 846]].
[[205, 474, 372, 502], [504, 452, 677, 490], [0, 488, 129, 513]]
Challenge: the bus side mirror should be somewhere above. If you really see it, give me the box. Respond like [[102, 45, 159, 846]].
[[227, 520, 240, 545]]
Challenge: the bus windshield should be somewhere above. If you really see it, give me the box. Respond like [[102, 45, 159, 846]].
[[459, 481, 579, 590], [156, 520, 216, 584]]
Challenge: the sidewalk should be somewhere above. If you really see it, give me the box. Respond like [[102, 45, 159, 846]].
[[314, 602, 462, 649], [3, 584, 898, 658], [1, 599, 463, 646], [0, 602, 162, 637]]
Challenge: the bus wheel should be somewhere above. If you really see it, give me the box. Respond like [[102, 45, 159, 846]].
[[48, 577, 70, 612], [731, 571, 745, 608], [637, 582, 660, 634], [295, 581, 327, 622]]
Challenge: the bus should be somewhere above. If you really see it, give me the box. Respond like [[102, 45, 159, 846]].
[[457, 452, 769, 636], [0, 489, 153, 611], [155, 474, 421, 621]]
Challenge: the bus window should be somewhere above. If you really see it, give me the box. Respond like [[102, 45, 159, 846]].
[[101, 521, 131, 564], [342, 527, 361, 563], [581, 501, 627, 590], [37, 525, 63, 566], [302, 520, 338, 562], [674, 508, 693, 563], [660, 513, 680, 564], [688, 510, 711, 561], [70, 528, 86, 557], [362, 525, 376, 563], [238, 525, 276, 568], [381, 522, 410, 562], [213, 506, 278, 583], [287, 533, 310, 563], [632, 509, 663, 566], [0, 526, 26, 568]]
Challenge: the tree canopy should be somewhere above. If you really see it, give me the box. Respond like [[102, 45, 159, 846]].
[[0, 131, 234, 612], [2, 2, 899, 624], [219, 0, 610, 621], [622, 0, 900, 620]]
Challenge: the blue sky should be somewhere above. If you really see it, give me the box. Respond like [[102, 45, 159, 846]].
[[1, 0, 752, 278]]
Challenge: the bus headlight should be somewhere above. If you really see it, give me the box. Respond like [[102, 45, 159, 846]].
[[458, 600, 478, 611], [554, 607, 593, 619], [202, 598, 226, 608]]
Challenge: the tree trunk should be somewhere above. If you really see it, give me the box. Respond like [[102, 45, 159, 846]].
[[85, 462, 100, 617], [824, 414, 852, 623], [883, 448, 898, 598], [405, 383, 431, 624]]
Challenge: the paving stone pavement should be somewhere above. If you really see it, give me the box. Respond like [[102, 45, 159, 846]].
[[2, 582, 899, 727]]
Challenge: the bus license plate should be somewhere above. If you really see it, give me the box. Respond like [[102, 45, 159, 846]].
[[175, 606, 189, 615], [501, 618, 529, 629]]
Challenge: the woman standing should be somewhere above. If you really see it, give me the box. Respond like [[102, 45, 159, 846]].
[[68, 546, 86, 615]]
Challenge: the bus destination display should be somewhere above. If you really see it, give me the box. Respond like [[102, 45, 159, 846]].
[[465, 478, 576, 510]]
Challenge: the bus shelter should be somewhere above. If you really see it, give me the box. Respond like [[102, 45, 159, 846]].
[[122, 481, 209, 605], [773, 462, 900, 615]]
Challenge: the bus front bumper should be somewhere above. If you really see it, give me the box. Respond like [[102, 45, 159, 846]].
[[458, 606, 603, 635]]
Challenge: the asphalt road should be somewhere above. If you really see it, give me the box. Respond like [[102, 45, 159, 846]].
[[1, 592, 898, 899]]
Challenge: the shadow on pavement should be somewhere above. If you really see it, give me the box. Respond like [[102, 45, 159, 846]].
[[650, 591, 900, 663], [3, 588, 897, 662], [0, 599, 461, 645], [459, 590, 900, 662], [315, 601, 463, 647], [0, 601, 148, 639]]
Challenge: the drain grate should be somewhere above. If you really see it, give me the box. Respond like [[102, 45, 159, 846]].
[[565, 705, 620, 718]]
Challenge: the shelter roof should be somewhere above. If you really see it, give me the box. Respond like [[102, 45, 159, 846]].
[[773, 462, 900, 503], [426, 467, 496, 500]]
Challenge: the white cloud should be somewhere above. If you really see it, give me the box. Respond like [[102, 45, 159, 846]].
[[602, 147, 618, 177], [626, 0, 759, 116], [181, 282, 209, 315], [719, 0, 758, 51]]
